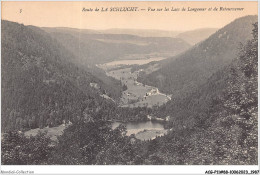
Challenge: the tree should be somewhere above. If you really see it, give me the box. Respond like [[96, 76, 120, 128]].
[[1, 131, 53, 165], [122, 84, 127, 91]]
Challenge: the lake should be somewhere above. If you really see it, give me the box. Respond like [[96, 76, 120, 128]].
[[99, 57, 171, 140], [112, 120, 167, 141], [103, 57, 165, 67]]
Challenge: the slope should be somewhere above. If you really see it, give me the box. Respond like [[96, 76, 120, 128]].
[[147, 22, 258, 165], [176, 28, 218, 45], [138, 15, 257, 98], [1, 20, 119, 131]]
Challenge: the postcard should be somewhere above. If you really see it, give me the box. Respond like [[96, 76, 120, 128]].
[[1, 1, 258, 174]]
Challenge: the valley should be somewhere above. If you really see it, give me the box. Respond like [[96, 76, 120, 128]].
[[96, 57, 172, 140], [98, 57, 172, 108], [1, 13, 258, 166]]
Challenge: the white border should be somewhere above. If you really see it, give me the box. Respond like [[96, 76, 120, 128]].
[[0, 0, 259, 174], [0, 165, 259, 174]]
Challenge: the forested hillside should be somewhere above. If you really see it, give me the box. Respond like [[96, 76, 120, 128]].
[[1, 20, 122, 132], [145, 22, 258, 165], [138, 15, 257, 98]]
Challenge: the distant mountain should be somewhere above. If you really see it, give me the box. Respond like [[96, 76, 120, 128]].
[[176, 28, 218, 45], [42, 27, 101, 35], [42, 27, 216, 45], [138, 15, 258, 98], [99, 28, 182, 38], [1, 20, 121, 131], [43, 27, 182, 38], [41, 27, 191, 64]]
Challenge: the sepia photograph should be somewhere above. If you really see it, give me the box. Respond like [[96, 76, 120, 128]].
[[0, 0, 259, 174]]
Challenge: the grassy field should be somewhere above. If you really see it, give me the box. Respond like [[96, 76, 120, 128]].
[[101, 61, 171, 108], [135, 129, 167, 141], [24, 124, 66, 141]]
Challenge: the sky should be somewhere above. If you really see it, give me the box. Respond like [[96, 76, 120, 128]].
[[1, 1, 258, 31]]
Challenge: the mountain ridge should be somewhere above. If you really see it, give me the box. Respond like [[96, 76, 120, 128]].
[[176, 28, 218, 45], [1, 20, 122, 131], [138, 15, 258, 98], [41, 27, 191, 64]]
